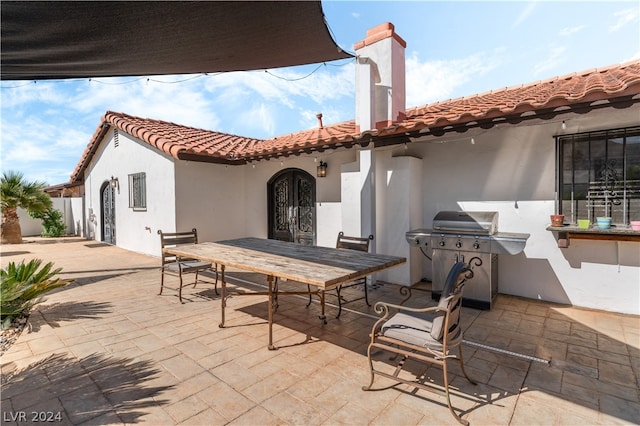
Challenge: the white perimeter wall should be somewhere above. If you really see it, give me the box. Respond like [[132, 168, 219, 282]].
[[16, 198, 84, 237]]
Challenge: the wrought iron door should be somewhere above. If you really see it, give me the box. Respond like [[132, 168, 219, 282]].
[[268, 169, 315, 245], [101, 183, 116, 244]]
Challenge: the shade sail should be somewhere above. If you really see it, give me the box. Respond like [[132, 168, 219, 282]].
[[1, 1, 352, 80]]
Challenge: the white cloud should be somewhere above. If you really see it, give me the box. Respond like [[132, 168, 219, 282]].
[[512, 2, 538, 28], [533, 45, 567, 77], [559, 25, 586, 37], [610, 7, 639, 32], [405, 52, 501, 107]]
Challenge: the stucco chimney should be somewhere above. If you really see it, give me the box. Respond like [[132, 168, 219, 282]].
[[354, 22, 406, 133]]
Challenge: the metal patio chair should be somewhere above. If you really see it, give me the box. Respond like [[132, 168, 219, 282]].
[[306, 232, 374, 318], [158, 228, 218, 303], [362, 261, 476, 425]]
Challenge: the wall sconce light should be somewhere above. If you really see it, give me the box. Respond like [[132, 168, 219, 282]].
[[110, 176, 120, 192], [317, 161, 328, 178]]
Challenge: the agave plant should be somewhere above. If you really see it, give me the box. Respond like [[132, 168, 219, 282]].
[[0, 259, 72, 329]]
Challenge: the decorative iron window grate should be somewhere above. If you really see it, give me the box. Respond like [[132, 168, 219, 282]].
[[557, 126, 640, 225], [128, 172, 146, 210]]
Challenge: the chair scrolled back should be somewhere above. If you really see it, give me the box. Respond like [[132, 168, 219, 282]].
[[430, 261, 473, 341], [157, 228, 218, 302]]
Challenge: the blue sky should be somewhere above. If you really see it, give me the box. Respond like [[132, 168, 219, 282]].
[[1, 1, 639, 185]]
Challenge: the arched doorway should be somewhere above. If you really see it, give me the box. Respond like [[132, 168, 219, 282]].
[[267, 168, 316, 245], [100, 182, 116, 244]]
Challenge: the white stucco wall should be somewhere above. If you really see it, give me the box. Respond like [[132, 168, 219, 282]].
[[406, 106, 640, 315], [15, 197, 84, 237], [375, 154, 423, 286], [174, 161, 246, 243], [84, 129, 176, 256]]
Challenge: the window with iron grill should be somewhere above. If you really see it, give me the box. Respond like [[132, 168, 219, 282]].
[[557, 126, 640, 225], [128, 172, 146, 210]]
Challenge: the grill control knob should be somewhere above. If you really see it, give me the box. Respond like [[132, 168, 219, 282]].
[[439, 240, 445, 247], [455, 240, 462, 248], [473, 241, 480, 249]]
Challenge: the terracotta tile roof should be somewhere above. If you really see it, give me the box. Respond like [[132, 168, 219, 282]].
[[70, 113, 264, 182], [70, 60, 640, 183], [375, 60, 640, 137]]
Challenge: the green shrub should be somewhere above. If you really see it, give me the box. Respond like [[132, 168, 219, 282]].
[[29, 207, 66, 237], [0, 259, 72, 329]]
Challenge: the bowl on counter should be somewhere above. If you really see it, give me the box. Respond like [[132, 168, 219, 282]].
[[577, 219, 590, 229], [596, 217, 612, 230]]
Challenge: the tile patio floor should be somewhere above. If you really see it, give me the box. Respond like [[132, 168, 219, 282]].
[[1, 237, 638, 425]]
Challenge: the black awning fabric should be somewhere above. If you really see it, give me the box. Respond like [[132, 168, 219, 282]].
[[1, 1, 352, 80]]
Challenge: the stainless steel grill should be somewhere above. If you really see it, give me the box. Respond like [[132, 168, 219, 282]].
[[406, 211, 530, 309]]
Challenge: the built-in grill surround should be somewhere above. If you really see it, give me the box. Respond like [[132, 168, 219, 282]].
[[406, 210, 530, 310]]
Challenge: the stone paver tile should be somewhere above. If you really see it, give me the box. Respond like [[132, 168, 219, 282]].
[[59, 384, 114, 424], [211, 360, 261, 392], [122, 399, 178, 424], [168, 371, 220, 402], [11, 398, 71, 425], [286, 368, 343, 402], [559, 381, 599, 409], [227, 405, 284, 426], [370, 400, 425, 426], [133, 334, 171, 353], [176, 338, 218, 361], [599, 359, 636, 387], [197, 345, 237, 370], [318, 378, 397, 417], [322, 400, 376, 425], [196, 381, 256, 422], [597, 334, 629, 355], [262, 391, 326, 425], [599, 394, 640, 425], [77, 410, 122, 425], [53, 323, 90, 341], [180, 407, 227, 425], [509, 391, 558, 425], [488, 364, 527, 394], [159, 353, 206, 382], [243, 370, 300, 404], [524, 362, 563, 393], [465, 390, 518, 426], [26, 334, 67, 355], [0, 344, 33, 364], [1, 366, 52, 401], [67, 341, 107, 359], [163, 394, 210, 424]]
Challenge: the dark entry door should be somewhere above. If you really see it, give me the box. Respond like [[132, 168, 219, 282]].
[[101, 183, 116, 244], [268, 169, 315, 245]]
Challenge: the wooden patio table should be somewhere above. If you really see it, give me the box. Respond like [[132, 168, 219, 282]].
[[163, 237, 406, 349]]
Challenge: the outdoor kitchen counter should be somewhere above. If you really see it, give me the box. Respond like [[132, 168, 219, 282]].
[[547, 225, 640, 247]]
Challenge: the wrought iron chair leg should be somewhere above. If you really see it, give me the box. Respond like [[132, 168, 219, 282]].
[[178, 272, 185, 303], [306, 284, 313, 307], [458, 345, 476, 385], [443, 360, 469, 426], [363, 280, 371, 307], [335, 285, 343, 318], [361, 344, 376, 391], [159, 270, 165, 295]]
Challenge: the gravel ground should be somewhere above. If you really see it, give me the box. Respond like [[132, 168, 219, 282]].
[[0, 315, 29, 356]]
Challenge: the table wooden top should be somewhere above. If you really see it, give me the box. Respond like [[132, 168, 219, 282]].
[[163, 237, 406, 290]]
